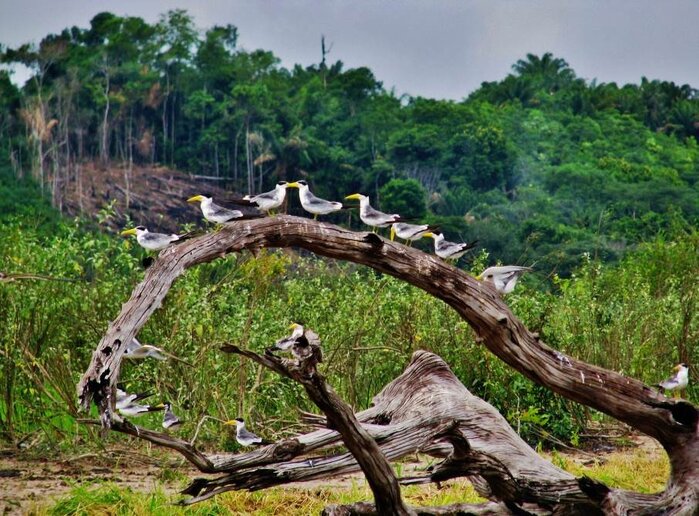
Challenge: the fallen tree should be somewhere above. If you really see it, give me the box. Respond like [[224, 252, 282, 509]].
[[77, 216, 698, 514]]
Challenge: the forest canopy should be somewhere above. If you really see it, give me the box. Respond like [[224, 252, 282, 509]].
[[1, 9, 698, 276]]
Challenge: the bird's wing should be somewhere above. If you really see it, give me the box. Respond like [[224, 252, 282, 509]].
[[145, 345, 194, 366], [272, 336, 296, 351], [210, 202, 243, 220], [303, 329, 322, 346], [658, 373, 680, 389]]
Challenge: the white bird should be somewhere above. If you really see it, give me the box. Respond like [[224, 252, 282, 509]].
[[269, 322, 306, 352], [120, 226, 191, 251], [225, 418, 271, 446], [162, 402, 182, 429], [243, 181, 290, 214], [422, 231, 477, 260], [287, 180, 343, 219], [477, 265, 532, 295], [123, 338, 192, 366], [115, 388, 152, 410], [345, 193, 404, 231], [657, 363, 689, 397], [187, 194, 244, 223], [117, 401, 164, 418], [390, 222, 437, 245]]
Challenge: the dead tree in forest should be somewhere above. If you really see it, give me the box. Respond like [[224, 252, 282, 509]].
[[77, 216, 698, 514]]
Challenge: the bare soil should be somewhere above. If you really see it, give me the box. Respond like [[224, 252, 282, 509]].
[[60, 163, 240, 234]]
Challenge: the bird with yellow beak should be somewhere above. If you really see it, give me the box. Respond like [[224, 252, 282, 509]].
[[287, 180, 343, 219], [345, 193, 403, 232], [120, 226, 182, 251], [422, 231, 477, 261], [657, 363, 689, 398], [187, 194, 244, 224]]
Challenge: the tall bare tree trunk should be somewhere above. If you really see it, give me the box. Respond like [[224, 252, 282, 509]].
[[99, 70, 110, 166]]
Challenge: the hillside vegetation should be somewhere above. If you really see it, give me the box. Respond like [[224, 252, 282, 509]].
[[0, 11, 697, 452], [2, 10, 699, 272]]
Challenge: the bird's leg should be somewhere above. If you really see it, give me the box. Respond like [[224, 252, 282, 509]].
[[314, 213, 318, 221], [406, 240, 412, 247]]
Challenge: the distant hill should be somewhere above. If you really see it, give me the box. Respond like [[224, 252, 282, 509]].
[[1, 12, 698, 274]]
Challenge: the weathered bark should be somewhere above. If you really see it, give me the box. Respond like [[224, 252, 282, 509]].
[[216, 344, 413, 515], [77, 216, 699, 513]]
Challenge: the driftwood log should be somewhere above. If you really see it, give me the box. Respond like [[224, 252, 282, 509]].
[[77, 216, 699, 514]]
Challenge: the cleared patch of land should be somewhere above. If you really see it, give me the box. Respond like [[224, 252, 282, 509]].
[[1, 434, 668, 515]]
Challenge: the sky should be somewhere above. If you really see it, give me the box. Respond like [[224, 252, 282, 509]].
[[1, 0, 698, 100]]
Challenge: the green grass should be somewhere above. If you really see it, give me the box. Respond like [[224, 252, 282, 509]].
[[34, 479, 483, 515]]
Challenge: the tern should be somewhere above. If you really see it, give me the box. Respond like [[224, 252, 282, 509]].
[[422, 231, 477, 261], [225, 418, 272, 446], [115, 388, 153, 410], [287, 180, 343, 219], [162, 402, 182, 429], [120, 226, 192, 252], [117, 402, 164, 418], [123, 338, 193, 366], [390, 222, 437, 245], [243, 181, 290, 214], [187, 194, 244, 224], [268, 322, 306, 352], [657, 363, 689, 398], [345, 193, 404, 231], [477, 265, 532, 295]]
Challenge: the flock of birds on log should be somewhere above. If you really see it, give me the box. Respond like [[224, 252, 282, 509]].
[[113, 179, 691, 438]]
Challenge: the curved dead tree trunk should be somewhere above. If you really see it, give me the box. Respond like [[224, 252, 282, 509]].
[[77, 216, 698, 514]]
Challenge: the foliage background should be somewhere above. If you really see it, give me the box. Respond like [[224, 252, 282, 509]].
[[0, 10, 697, 452]]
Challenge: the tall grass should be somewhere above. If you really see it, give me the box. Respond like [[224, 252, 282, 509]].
[[1, 212, 697, 452]]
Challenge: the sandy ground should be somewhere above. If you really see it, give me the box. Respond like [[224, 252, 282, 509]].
[[0, 448, 179, 514], [0, 435, 665, 515], [0, 447, 374, 515]]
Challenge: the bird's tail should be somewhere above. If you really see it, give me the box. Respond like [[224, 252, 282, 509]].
[[463, 240, 479, 251], [175, 229, 206, 242], [132, 391, 154, 403]]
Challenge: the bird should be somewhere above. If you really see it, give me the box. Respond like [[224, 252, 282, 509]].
[[162, 402, 182, 429], [117, 401, 164, 418], [120, 226, 191, 252], [225, 418, 272, 446], [477, 265, 532, 295], [422, 231, 477, 261], [123, 338, 192, 366], [290, 333, 318, 361], [115, 388, 153, 410], [268, 322, 306, 352], [242, 181, 290, 214], [657, 363, 689, 398], [187, 194, 244, 224], [287, 180, 343, 219], [344, 193, 404, 231], [390, 222, 437, 245]]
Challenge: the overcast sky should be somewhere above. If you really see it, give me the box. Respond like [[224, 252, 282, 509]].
[[2, 0, 698, 100]]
